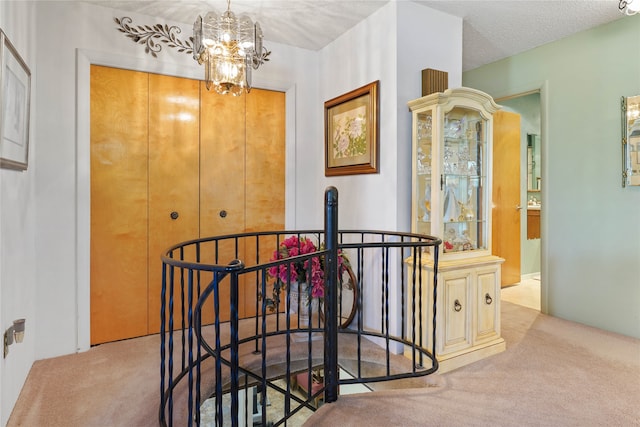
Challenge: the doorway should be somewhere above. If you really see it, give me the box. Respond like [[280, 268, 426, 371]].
[[493, 110, 522, 287], [496, 91, 542, 309]]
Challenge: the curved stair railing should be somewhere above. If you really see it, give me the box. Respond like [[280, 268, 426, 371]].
[[159, 187, 441, 426]]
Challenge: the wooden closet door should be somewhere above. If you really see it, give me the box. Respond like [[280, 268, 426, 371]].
[[199, 86, 246, 320], [90, 65, 149, 345], [245, 89, 285, 231], [148, 73, 201, 333], [244, 89, 286, 317], [91, 67, 286, 342], [197, 88, 286, 320]]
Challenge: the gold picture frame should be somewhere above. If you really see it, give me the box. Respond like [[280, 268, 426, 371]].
[[324, 81, 379, 176], [0, 30, 31, 171]]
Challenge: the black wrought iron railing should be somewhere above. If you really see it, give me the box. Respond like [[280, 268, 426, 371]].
[[159, 187, 441, 426]]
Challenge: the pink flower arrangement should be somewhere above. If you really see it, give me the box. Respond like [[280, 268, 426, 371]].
[[267, 235, 350, 300], [268, 236, 325, 298]]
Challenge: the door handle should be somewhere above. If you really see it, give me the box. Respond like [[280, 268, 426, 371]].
[[516, 205, 523, 211]]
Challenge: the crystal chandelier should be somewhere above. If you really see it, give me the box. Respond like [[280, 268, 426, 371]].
[[193, 0, 267, 96], [619, 0, 640, 15]]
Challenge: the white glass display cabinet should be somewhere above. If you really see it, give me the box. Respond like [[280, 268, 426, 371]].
[[406, 87, 505, 373]]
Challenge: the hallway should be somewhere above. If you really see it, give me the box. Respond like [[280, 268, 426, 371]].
[[501, 275, 540, 311]]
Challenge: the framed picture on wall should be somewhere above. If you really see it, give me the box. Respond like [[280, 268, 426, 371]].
[[324, 80, 379, 176], [622, 94, 640, 187], [1, 29, 31, 171]]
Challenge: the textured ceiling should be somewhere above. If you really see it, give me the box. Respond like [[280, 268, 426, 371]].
[[417, 1, 624, 71], [88, 0, 626, 71]]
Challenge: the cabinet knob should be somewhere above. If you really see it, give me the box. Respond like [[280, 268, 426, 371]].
[[485, 293, 493, 305], [219, 210, 227, 218], [170, 211, 179, 220], [453, 299, 462, 312]]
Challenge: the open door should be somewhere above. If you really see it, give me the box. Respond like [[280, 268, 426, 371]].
[[492, 110, 521, 287]]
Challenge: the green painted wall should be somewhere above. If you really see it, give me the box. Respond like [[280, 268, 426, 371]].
[[464, 16, 640, 338]]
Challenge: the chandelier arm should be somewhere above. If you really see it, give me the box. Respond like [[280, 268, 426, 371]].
[[114, 17, 194, 57]]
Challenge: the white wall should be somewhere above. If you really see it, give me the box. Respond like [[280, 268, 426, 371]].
[[396, 2, 462, 233], [309, 1, 461, 231], [313, 1, 461, 336], [0, 3, 37, 425]]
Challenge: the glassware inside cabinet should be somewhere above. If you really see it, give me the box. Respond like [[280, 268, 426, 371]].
[[441, 106, 487, 254], [442, 175, 486, 252], [409, 87, 500, 260], [415, 111, 433, 236]]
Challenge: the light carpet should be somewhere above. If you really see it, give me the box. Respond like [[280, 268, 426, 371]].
[[7, 302, 640, 426], [306, 302, 640, 426]]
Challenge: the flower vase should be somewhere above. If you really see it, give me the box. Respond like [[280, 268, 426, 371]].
[[289, 282, 318, 327], [289, 282, 321, 341], [298, 292, 311, 327]]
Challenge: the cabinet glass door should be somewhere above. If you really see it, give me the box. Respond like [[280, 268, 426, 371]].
[[441, 106, 487, 254], [415, 110, 433, 237]]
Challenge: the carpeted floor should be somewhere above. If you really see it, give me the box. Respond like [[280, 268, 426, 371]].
[[308, 302, 640, 426], [7, 301, 640, 426]]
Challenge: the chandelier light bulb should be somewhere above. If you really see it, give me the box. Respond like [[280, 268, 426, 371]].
[[220, 62, 239, 79]]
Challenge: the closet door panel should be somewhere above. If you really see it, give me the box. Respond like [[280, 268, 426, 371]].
[[90, 65, 149, 345], [148, 73, 201, 333], [199, 86, 246, 320], [245, 89, 285, 231], [244, 89, 286, 316]]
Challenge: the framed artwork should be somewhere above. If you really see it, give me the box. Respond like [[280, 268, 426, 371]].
[[622, 94, 640, 187], [324, 80, 379, 176], [1, 30, 31, 171]]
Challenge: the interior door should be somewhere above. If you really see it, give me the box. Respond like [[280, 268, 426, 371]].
[[492, 110, 521, 287]]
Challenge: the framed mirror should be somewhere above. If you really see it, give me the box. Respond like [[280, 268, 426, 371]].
[[527, 133, 541, 191], [621, 95, 640, 187]]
